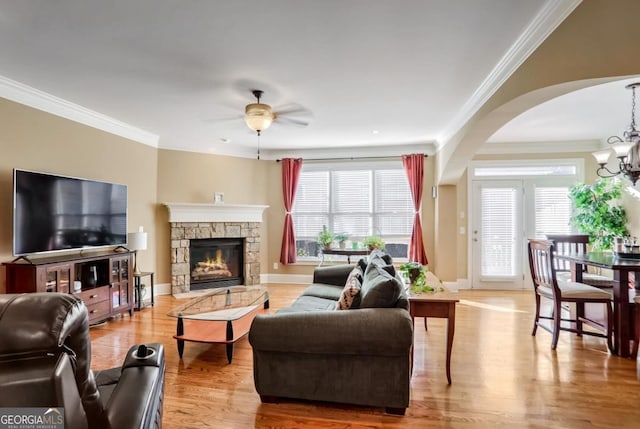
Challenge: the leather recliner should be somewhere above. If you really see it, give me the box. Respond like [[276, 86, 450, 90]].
[[0, 293, 165, 429]]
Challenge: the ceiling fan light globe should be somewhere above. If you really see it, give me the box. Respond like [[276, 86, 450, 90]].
[[244, 103, 274, 132]]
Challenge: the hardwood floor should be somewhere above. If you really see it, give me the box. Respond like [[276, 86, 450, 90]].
[[89, 285, 640, 428]]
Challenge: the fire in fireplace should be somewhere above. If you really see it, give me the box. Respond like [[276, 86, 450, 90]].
[[189, 238, 244, 290]]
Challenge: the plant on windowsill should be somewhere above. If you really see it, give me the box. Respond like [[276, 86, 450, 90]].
[[398, 261, 444, 294], [317, 225, 334, 250], [568, 178, 629, 251], [363, 235, 385, 251], [334, 233, 350, 249]]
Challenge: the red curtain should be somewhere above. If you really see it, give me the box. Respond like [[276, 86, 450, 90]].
[[280, 158, 303, 264], [402, 153, 428, 264]]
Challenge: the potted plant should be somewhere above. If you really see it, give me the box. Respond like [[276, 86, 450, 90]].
[[317, 225, 334, 250], [363, 235, 385, 251], [334, 233, 350, 249], [568, 179, 629, 251], [398, 261, 444, 294]]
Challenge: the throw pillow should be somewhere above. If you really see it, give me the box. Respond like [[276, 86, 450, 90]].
[[360, 263, 403, 308], [369, 249, 393, 265], [336, 275, 362, 310], [346, 265, 364, 284], [364, 256, 396, 277], [357, 258, 368, 274]]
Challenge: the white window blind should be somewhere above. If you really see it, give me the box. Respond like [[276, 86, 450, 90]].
[[375, 169, 413, 235], [292, 171, 329, 238], [534, 186, 572, 238], [480, 187, 518, 277], [292, 161, 415, 258]]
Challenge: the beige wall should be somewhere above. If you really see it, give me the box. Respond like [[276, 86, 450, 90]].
[[0, 98, 158, 293], [155, 149, 271, 284]]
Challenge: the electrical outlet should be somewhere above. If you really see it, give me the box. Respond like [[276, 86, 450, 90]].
[[273, 262, 278, 270]]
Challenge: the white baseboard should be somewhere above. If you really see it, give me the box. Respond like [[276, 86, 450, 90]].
[[456, 278, 470, 289], [154, 282, 172, 296], [443, 278, 470, 291]]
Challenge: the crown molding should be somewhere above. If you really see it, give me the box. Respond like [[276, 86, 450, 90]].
[[478, 139, 601, 155], [0, 74, 159, 147], [438, 0, 582, 148], [261, 142, 438, 161]]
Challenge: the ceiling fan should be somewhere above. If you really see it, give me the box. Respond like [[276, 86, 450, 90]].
[[243, 89, 311, 135]]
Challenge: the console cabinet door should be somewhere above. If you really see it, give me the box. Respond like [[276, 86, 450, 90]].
[[110, 256, 131, 311], [44, 264, 72, 293]]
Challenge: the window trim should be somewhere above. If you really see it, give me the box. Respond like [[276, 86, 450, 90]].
[[293, 160, 413, 262]]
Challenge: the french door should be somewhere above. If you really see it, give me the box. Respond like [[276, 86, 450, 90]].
[[470, 178, 574, 290]]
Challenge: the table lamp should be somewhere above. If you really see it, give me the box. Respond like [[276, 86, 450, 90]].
[[128, 226, 148, 275]]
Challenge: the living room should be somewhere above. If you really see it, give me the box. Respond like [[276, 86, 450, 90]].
[[1, 1, 640, 428]]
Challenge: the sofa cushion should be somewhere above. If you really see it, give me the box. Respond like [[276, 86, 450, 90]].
[[360, 263, 403, 308], [369, 249, 393, 265], [336, 275, 361, 310], [301, 283, 343, 301], [279, 295, 337, 313]]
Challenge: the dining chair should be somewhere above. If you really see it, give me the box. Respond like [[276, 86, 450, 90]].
[[528, 239, 613, 351], [545, 234, 616, 288]]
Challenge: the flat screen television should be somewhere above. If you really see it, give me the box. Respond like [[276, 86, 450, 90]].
[[13, 169, 128, 256]]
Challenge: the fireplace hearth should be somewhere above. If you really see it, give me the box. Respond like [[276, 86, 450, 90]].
[[189, 238, 244, 290]]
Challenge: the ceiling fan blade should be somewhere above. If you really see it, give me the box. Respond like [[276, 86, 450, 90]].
[[274, 103, 312, 117], [204, 114, 243, 124], [275, 116, 310, 127]]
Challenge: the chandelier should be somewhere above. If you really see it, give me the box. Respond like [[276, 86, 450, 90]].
[[593, 82, 640, 185]]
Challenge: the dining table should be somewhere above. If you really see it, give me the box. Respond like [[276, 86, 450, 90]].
[[557, 251, 638, 358]]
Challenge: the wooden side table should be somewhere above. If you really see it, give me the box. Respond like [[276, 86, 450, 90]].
[[133, 271, 155, 311], [408, 294, 459, 384]]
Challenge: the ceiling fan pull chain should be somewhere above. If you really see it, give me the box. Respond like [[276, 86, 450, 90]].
[[257, 134, 261, 160]]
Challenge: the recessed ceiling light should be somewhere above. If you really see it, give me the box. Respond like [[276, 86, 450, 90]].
[[220, 138, 231, 143], [372, 130, 380, 135]]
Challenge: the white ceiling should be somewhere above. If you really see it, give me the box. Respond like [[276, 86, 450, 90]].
[[489, 77, 640, 144], [0, 0, 589, 159]]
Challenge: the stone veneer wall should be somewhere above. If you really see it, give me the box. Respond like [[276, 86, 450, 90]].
[[170, 222, 261, 295]]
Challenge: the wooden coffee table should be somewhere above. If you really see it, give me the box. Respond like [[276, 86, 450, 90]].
[[408, 293, 459, 384], [167, 286, 269, 363]]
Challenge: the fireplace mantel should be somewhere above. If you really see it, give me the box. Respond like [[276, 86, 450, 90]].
[[163, 202, 269, 223]]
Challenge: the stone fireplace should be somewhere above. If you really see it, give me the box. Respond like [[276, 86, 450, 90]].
[[164, 203, 269, 295]]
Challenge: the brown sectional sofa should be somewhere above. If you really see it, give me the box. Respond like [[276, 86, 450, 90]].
[[248, 251, 413, 414]]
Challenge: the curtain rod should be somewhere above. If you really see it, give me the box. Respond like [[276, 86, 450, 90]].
[[275, 154, 428, 163]]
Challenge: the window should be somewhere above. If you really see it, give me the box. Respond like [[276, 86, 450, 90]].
[[292, 161, 414, 260], [533, 186, 572, 238]]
